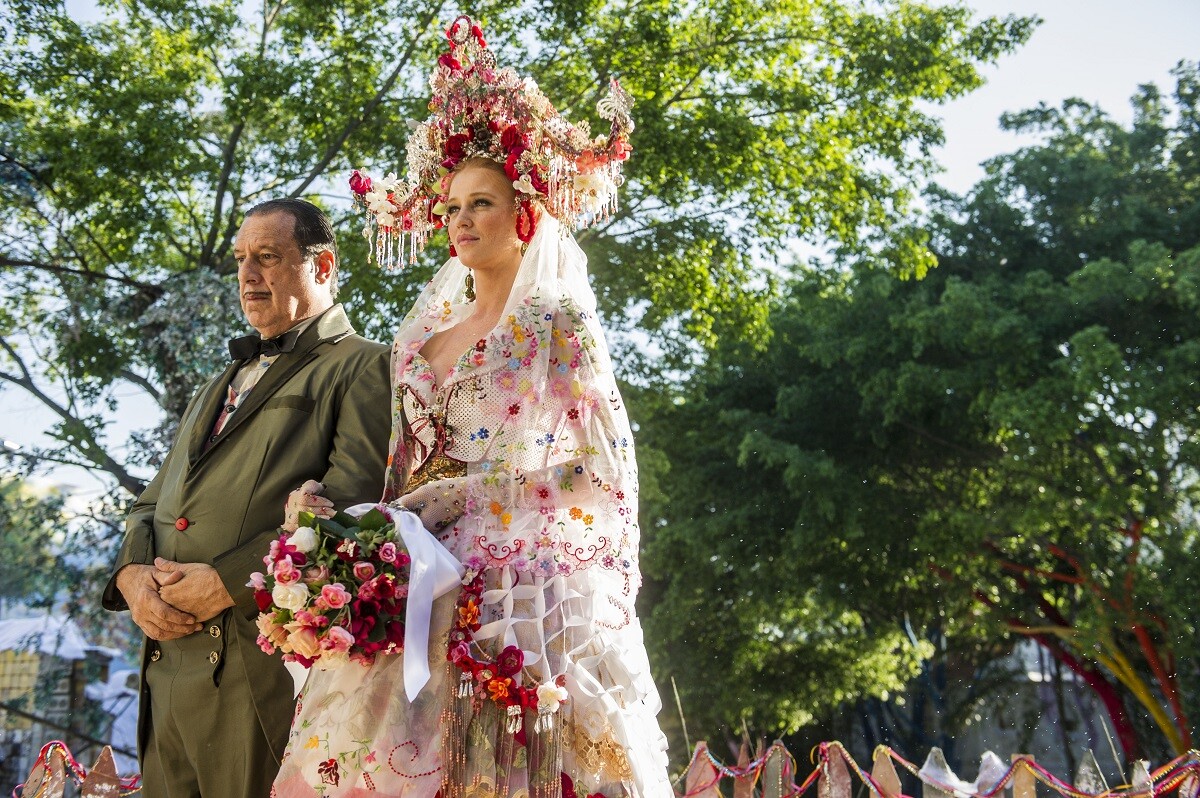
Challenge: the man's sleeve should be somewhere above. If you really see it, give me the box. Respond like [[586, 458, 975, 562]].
[[212, 344, 393, 618], [101, 459, 168, 611]]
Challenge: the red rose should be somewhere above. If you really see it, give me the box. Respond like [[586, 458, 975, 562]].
[[500, 124, 525, 153], [445, 132, 471, 161], [349, 169, 372, 196], [528, 165, 548, 195], [496, 644, 524, 677], [438, 53, 462, 72], [254, 590, 273, 613], [504, 150, 523, 181]]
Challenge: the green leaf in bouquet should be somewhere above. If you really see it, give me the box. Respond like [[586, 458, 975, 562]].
[[297, 510, 317, 527], [314, 516, 351, 539], [331, 510, 361, 527], [355, 508, 390, 531]]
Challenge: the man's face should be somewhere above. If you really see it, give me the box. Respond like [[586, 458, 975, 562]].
[[234, 211, 333, 338]]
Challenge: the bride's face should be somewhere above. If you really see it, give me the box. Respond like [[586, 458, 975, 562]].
[[445, 163, 522, 276]]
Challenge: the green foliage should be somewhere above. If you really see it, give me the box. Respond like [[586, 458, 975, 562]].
[[0, 0, 1030, 493], [0, 476, 70, 604], [641, 63, 1200, 754]]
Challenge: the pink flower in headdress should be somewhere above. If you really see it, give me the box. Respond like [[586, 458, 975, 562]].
[[349, 169, 372, 196], [612, 138, 632, 161]]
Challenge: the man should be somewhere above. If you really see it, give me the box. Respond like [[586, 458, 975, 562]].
[[102, 198, 392, 797]]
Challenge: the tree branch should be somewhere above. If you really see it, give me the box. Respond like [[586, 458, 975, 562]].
[[200, 120, 245, 268], [289, 1, 447, 197], [0, 257, 153, 291], [0, 337, 145, 496], [118, 369, 163, 405]]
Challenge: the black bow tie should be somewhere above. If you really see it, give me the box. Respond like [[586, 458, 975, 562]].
[[228, 333, 297, 361]]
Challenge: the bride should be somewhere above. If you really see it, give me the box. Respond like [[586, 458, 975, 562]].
[[270, 16, 672, 798]]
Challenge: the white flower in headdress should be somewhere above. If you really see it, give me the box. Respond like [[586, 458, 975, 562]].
[[513, 174, 538, 195], [574, 172, 611, 213]]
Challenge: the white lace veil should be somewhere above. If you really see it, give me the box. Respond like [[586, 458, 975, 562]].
[[395, 213, 597, 340]]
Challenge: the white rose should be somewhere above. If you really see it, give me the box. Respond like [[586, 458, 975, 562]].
[[272, 582, 310, 613], [287, 526, 318, 553], [536, 682, 570, 713]]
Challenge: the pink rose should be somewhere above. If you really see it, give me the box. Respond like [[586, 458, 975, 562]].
[[247, 572, 266, 591], [448, 640, 471, 664], [378, 542, 398, 564], [303, 564, 331, 584], [321, 625, 354, 654], [321, 583, 351, 610], [273, 557, 299, 585], [353, 561, 376, 581]]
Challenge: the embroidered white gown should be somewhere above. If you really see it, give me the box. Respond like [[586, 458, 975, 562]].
[[272, 220, 672, 798]]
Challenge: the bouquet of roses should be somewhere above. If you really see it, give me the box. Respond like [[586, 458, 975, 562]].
[[249, 505, 413, 669]]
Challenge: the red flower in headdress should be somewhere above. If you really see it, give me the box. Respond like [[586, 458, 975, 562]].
[[349, 169, 372, 196], [504, 151, 522, 181], [445, 132, 471, 161], [501, 124, 526, 153]]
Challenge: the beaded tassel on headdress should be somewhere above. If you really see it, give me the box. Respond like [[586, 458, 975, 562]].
[[350, 14, 634, 270]]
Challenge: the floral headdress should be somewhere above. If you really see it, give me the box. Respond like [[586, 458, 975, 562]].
[[350, 15, 634, 268]]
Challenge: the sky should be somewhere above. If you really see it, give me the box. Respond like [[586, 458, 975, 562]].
[[934, 0, 1200, 194], [2, 0, 1199, 501]]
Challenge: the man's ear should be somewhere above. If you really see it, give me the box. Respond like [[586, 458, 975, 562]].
[[314, 250, 336, 283]]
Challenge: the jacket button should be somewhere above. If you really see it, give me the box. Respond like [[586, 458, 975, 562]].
[[208, 625, 221, 638], [175, 517, 189, 531], [208, 651, 220, 664], [149, 649, 161, 662]]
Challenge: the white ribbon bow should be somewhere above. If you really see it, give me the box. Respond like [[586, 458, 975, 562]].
[[344, 504, 464, 701]]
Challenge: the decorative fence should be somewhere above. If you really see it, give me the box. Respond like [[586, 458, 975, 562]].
[[11, 737, 1200, 798]]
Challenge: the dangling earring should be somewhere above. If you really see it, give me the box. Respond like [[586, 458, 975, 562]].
[[520, 242, 528, 255], [464, 271, 476, 302], [449, 243, 457, 258]]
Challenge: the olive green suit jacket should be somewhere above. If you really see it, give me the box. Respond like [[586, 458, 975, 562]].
[[102, 303, 392, 769]]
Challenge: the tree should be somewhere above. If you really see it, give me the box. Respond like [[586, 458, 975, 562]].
[[639, 63, 1200, 757], [0, 475, 71, 605], [0, 0, 1032, 495]]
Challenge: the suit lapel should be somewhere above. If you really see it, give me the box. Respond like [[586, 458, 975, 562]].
[[192, 305, 356, 464], [210, 348, 319, 447], [187, 361, 241, 467]]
